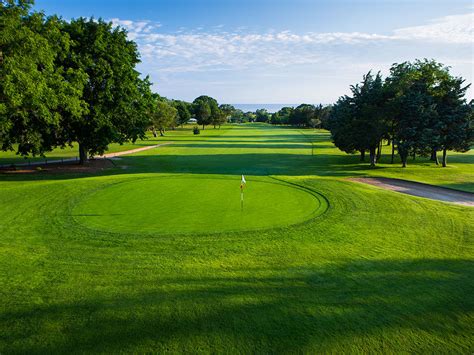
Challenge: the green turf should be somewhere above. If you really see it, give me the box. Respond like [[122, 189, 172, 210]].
[[0, 123, 473, 353], [72, 176, 327, 234]]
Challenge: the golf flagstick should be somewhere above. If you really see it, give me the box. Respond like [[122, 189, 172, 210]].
[[240, 174, 246, 211]]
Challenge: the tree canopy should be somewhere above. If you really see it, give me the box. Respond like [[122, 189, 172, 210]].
[[0, 1, 86, 156], [150, 98, 177, 136], [192, 95, 219, 129], [173, 100, 192, 126], [60, 18, 152, 163], [329, 60, 472, 167], [0, 2, 154, 163]]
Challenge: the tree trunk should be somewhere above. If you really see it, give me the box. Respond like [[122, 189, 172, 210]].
[[386, 138, 391, 146], [442, 148, 447, 167], [377, 141, 382, 161], [79, 143, 88, 165], [369, 147, 377, 167], [430, 149, 439, 165], [202, 124, 205, 130], [391, 142, 395, 164], [399, 150, 408, 168], [360, 150, 365, 162], [401, 154, 407, 168]]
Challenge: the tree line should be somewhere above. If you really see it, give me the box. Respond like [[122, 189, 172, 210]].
[[228, 105, 331, 128], [0, 1, 234, 163], [149, 96, 234, 136], [328, 60, 473, 167], [225, 61, 472, 170]]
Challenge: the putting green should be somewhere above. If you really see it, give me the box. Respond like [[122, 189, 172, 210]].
[[71, 176, 327, 234]]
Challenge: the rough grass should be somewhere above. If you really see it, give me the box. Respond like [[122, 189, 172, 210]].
[[0, 123, 472, 353]]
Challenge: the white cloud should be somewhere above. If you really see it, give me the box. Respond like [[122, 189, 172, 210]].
[[393, 13, 473, 43], [109, 12, 472, 74], [107, 13, 473, 102], [110, 18, 161, 40]]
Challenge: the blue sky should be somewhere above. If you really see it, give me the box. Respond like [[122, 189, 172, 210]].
[[35, 0, 473, 104]]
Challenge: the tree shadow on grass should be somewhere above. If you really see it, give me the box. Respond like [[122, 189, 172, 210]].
[[168, 142, 335, 150], [2, 258, 472, 352], [0, 152, 371, 181], [120, 153, 369, 177]]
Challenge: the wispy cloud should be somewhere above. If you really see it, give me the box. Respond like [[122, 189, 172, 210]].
[[108, 12, 473, 102], [110, 11, 473, 74], [110, 18, 161, 40], [393, 13, 473, 43]]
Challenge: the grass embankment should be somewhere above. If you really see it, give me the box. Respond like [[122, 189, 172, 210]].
[[0, 123, 472, 353]]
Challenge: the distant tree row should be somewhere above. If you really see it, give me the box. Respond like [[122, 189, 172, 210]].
[[231, 105, 332, 127], [0, 1, 235, 163], [270, 104, 331, 127], [150, 96, 235, 134], [328, 59, 473, 167]]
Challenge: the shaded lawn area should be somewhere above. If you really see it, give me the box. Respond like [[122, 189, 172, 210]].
[[0, 125, 229, 166]]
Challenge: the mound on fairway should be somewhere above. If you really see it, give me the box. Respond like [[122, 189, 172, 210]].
[[71, 176, 327, 234]]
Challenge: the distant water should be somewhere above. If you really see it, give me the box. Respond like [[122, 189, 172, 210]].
[[232, 103, 298, 113]]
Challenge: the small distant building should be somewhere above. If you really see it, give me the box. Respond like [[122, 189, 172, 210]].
[[188, 118, 197, 123]]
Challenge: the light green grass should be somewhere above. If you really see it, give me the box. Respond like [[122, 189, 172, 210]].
[[72, 176, 326, 234], [0, 123, 472, 353]]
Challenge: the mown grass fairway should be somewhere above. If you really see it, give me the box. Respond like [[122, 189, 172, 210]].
[[0, 124, 473, 353]]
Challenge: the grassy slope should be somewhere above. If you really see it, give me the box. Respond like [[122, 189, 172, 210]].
[[0, 123, 472, 353]]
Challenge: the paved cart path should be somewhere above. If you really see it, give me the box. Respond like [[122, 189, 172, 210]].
[[351, 177, 474, 206]]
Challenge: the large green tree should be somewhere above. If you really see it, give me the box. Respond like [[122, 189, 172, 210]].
[[386, 60, 472, 167], [150, 99, 177, 136], [173, 100, 191, 126], [435, 75, 472, 167], [0, 1, 86, 157], [290, 104, 318, 127], [217, 104, 234, 127], [60, 18, 151, 163], [193, 95, 218, 129], [350, 72, 387, 166], [255, 108, 270, 123], [329, 96, 368, 161], [271, 106, 294, 125], [229, 109, 244, 123], [319, 105, 333, 130]]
